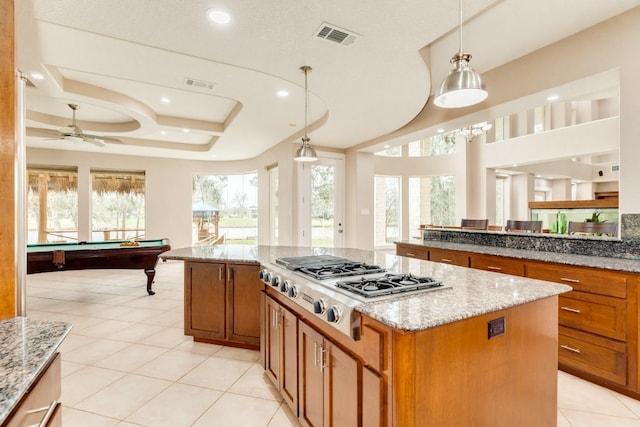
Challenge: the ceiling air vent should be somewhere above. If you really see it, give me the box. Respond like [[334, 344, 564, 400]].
[[611, 164, 620, 172], [184, 77, 216, 91], [315, 22, 360, 46]]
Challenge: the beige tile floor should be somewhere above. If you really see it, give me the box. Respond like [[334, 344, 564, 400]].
[[25, 260, 640, 426]]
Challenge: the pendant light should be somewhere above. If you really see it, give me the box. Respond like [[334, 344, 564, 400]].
[[294, 65, 318, 162], [433, 0, 487, 108]]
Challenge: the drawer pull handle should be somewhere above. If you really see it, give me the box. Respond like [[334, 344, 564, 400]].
[[406, 252, 415, 257], [560, 344, 581, 354], [440, 258, 452, 263], [561, 306, 581, 314], [560, 277, 580, 284], [26, 400, 58, 427], [487, 266, 502, 271]]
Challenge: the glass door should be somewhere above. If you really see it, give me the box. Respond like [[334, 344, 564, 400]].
[[298, 156, 344, 248]]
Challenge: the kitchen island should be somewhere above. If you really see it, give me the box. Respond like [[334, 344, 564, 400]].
[[0, 317, 72, 427], [163, 245, 570, 426]]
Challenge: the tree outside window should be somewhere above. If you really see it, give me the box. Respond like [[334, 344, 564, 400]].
[[91, 170, 145, 241]]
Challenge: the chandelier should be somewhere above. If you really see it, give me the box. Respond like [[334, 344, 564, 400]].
[[458, 121, 492, 142]]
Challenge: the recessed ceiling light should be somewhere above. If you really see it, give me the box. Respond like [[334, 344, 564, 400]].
[[383, 145, 390, 149], [547, 95, 559, 102], [30, 72, 44, 80], [160, 130, 167, 135], [276, 90, 289, 97], [512, 164, 518, 167], [437, 128, 445, 133], [161, 97, 170, 103], [206, 8, 231, 24], [183, 128, 190, 133]]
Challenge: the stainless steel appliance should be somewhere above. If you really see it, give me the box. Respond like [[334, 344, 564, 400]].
[[260, 255, 447, 340]]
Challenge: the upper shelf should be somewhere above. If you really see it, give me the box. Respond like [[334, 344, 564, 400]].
[[528, 199, 618, 209]]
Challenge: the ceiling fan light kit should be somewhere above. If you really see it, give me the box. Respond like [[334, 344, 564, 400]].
[[294, 65, 318, 162], [433, 0, 487, 109]]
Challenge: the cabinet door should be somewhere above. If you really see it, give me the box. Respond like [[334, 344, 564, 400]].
[[264, 296, 281, 385], [299, 322, 325, 427], [227, 263, 261, 344], [362, 366, 384, 427], [185, 262, 226, 339], [281, 306, 299, 415], [325, 342, 359, 427]]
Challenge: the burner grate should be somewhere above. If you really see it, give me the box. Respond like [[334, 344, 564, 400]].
[[298, 262, 386, 280], [336, 273, 443, 298]]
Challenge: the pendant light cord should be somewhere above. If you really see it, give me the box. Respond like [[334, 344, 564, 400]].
[[458, 0, 463, 54], [304, 67, 309, 141]]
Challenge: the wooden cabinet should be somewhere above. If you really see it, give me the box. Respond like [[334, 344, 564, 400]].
[[298, 321, 359, 427], [184, 261, 262, 349], [228, 264, 263, 344], [428, 248, 469, 267], [264, 295, 298, 414], [395, 243, 427, 260], [185, 262, 226, 340], [6, 353, 62, 427], [527, 261, 633, 389], [396, 242, 640, 396], [470, 253, 525, 276]]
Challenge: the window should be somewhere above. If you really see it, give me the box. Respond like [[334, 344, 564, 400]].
[[311, 164, 336, 247], [27, 167, 78, 243], [374, 176, 400, 245], [268, 165, 279, 245], [408, 176, 456, 231], [91, 170, 145, 241], [374, 146, 401, 157], [533, 106, 545, 133], [192, 172, 258, 245], [408, 133, 456, 157], [496, 177, 506, 228]]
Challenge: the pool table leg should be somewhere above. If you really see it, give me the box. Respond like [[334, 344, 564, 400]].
[[145, 268, 156, 295]]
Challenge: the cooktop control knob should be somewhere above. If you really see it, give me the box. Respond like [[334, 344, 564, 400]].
[[262, 271, 271, 284], [280, 280, 290, 293], [288, 285, 298, 298], [313, 299, 327, 314], [271, 276, 280, 287], [258, 269, 266, 280], [327, 306, 342, 323]]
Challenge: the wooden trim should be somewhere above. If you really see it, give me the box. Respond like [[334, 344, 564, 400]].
[[0, 0, 16, 319], [528, 199, 618, 209]]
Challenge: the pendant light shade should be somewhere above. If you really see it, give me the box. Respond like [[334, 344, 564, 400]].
[[433, 0, 487, 109], [294, 136, 317, 162], [294, 66, 318, 162]]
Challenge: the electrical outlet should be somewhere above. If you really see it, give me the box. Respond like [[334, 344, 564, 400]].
[[488, 317, 505, 339]]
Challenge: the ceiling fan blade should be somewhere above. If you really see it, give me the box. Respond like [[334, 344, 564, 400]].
[[81, 136, 106, 147], [82, 133, 122, 144], [26, 127, 62, 138]]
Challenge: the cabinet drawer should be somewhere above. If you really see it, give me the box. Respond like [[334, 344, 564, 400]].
[[7, 353, 61, 427], [429, 249, 469, 267], [396, 245, 428, 260], [559, 292, 626, 341], [558, 326, 627, 386], [526, 263, 627, 298], [470, 254, 525, 276]]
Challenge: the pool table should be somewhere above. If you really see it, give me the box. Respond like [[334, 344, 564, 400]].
[[26, 238, 171, 295]]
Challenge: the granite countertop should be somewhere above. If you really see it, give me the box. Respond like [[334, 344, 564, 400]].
[[163, 245, 570, 332], [0, 317, 72, 424], [396, 239, 640, 274]]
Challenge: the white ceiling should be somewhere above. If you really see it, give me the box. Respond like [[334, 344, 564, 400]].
[[16, 0, 640, 161]]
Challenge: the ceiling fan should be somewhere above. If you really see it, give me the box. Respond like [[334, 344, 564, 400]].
[[49, 103, 122, 147]]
